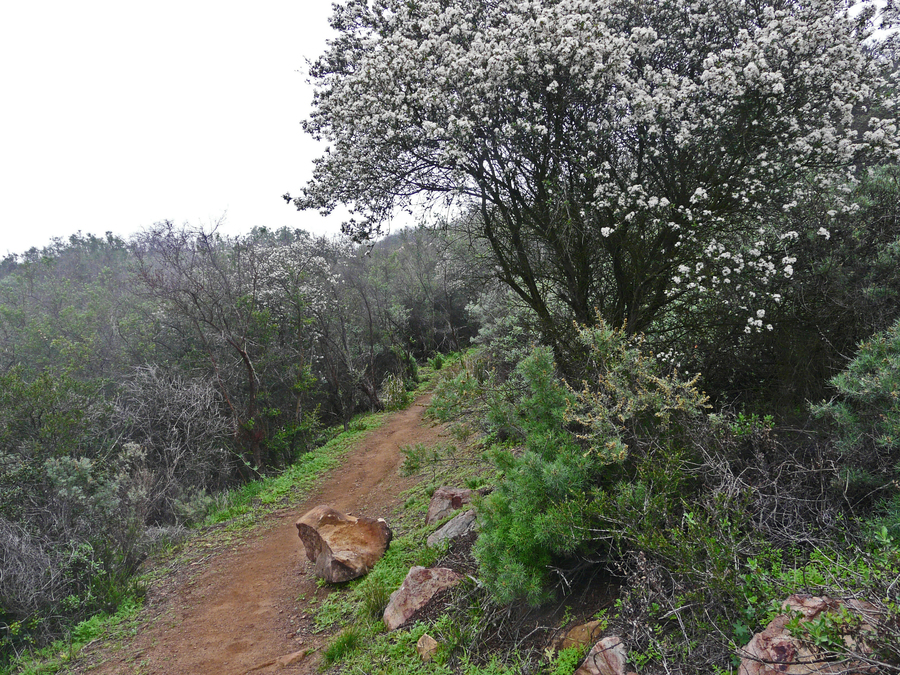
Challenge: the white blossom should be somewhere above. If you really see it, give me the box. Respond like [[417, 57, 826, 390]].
[[295, 0, 899, 334]]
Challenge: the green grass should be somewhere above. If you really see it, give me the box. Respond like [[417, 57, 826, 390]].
[[1, 596, 144, 675]]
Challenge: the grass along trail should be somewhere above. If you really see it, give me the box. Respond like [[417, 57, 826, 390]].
[[73, 392, 446, 675]]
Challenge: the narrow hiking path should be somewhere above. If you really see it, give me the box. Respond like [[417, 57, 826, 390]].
[[77, 394, 447, 675]]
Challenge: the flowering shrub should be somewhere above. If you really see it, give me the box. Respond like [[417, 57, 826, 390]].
[[294, 0, 900, 341]]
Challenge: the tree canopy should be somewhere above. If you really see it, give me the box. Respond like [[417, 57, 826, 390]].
[[293, 0, 899, 339]]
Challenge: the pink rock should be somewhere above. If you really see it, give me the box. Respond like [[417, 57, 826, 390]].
[[574, 636, 628, 675], [295, 505, 392, 583], [383, 566, 464, 630], [739, 595, 881, 675], [426, 487, 475, 525]]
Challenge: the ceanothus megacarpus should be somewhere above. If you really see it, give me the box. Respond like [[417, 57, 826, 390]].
[[290, 0, 899, 339]]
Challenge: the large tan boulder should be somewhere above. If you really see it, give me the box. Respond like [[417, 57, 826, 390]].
[[550, 620, 607, 653], [739, 594, 881, 675], [383, 566, 464, 630], [425, 487, 476, 525], [295, 505, 392, 583]]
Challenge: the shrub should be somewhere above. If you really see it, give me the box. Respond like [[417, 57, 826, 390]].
[[475, 322, 708, 605], [0, 371, 150, 657], [380, 372, 411, 411], [812, 317, 900, 507]]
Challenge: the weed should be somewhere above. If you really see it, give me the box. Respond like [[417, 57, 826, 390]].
[[547, 645, 586, 675], [323, 625, 363, 665]]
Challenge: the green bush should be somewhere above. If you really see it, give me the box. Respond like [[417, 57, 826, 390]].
[[475, 322, 708, 605], [812, 317, 900, 506]]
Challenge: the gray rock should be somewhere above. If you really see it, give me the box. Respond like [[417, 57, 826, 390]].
[[427, 509, 476, 547]]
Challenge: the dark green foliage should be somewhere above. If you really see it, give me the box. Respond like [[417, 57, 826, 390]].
[[473, 323, 708, 605], [685, 165, 900, 407], [812, 317, 900, 509]]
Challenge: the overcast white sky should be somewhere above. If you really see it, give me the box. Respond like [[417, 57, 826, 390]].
[[0, 0, 352, 256]]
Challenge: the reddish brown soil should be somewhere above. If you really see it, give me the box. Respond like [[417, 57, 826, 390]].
[[78, 394, 445, 675]]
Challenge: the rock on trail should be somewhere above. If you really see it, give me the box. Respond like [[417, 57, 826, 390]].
[[77, 394, 445, 675]]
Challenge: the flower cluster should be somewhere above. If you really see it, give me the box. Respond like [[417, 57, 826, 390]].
[[297, 0, 899, 333]]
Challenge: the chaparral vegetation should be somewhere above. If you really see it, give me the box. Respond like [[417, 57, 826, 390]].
[[3, 0, 900, 672]]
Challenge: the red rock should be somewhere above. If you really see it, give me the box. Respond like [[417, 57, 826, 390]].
[[383, 566, 464, 630], [295, 505, 392, 583], [426, 487, 475, 525]]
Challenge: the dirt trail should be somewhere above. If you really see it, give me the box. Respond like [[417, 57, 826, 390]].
[[82, 394, 445, 675]]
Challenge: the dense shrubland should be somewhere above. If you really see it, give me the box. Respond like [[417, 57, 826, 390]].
[[0, 225, 480, 660], [289, 0, 900, 668], [4, 0, 900, 670], [427, 317, 900, 671]]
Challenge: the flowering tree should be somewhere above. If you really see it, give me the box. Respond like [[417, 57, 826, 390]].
[[133, 223, 332, 470], [292, 0, 899, 342]]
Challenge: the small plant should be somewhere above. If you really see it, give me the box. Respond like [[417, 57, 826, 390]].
[[323, 625, 363, 665], [784, 606, 860, 653], [729, 412, 775, 438], [356, 578, 391, 622], [381, 373, 412, 411], [400, 442, 442, 476], [547, 645, 586, 675], [399, 443, 458, 481], [429, 354, 444, 371]]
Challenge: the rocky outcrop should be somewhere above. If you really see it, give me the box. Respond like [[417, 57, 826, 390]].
[[425, 487, 476, 525], [426, 509, 476, 547], [383, 566, 464, 630], [739, 594, 882, 675], [574, 636, 631, 675], [295, 505, 392, 583]]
